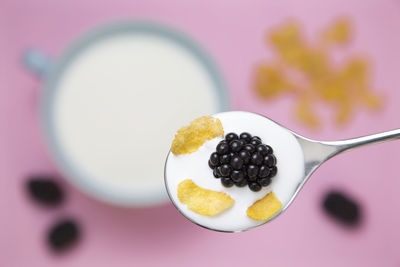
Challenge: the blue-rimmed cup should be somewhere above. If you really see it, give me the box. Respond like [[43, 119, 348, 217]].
[[23, 21, 229, 207]]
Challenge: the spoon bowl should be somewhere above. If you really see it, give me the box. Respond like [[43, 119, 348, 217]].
[[164, 111, 400, 232]]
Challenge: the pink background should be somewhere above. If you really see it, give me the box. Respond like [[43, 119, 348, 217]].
[[2, 0, 400, 266]]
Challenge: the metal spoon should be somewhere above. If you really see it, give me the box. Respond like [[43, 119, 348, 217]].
[[164, 111, 400, 232]]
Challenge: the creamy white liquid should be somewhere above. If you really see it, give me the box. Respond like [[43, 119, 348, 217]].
[[165, 111, 305, 231], [52, 33, 221, 204]]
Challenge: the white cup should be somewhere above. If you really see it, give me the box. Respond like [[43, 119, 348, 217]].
[[23, 21, 229, 207]]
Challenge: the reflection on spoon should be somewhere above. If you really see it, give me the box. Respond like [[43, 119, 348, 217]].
[[164, 111, 400, 232]]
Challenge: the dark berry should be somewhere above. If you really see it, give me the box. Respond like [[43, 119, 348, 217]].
[[258, 165, 270, 178], [225, 132, 238, 142], [243, 144, 255, 153], [210, 131, 277, 192], [216, 142, 230, 155], [229, 140, 243, 153], [264, 155, 277, 167], [251, 153, 264, 166], [239, 132, 252, 143], [231, 170, 245, 182], [322, 191, 361, 226], [249, 182, 262, 192], [256, 144, 270, 156], [258, 177, 271, 186], [48, 219, 80, 251], [208, 159, 217, 168], [27, 177, 64, 206], [216, 167, 222, 178], [268, 166, 277, 177], [221, 177, 234, 187], [247, 165, 259, 181], [213, 168, 221, 178], [238, 150, 250, 164], [219, 164, 231, 177], [238, 139, 246, 146], [218, 140, 227, 147], [230, 156, 244, 170], [210, 152, 219, 165], [250, 139, 261, 146], [264, 145, 273, 154], [220, 154, 231, 164], [235, 179, 248, 187], [248, 176, 257, 182]]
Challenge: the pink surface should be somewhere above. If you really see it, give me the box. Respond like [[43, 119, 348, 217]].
[[2, 0, 400, 266]]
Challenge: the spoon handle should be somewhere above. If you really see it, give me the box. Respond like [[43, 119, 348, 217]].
[[322, 128, 400, 157], [296, 129, 400, 177]]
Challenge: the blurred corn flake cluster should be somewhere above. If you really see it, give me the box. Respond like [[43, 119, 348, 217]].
[[254, 18, 383, 129]]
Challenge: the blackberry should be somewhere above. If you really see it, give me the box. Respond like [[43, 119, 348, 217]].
[[229, 140, 243, 153], [231, 170, 245, 182], [27, 177, 64, 207], [258, 177, 271, 187], [208, 159, 216, 168], [238, 139, 246, 147], [208, 132, 278, 190], [264, 155, 277, 167], [243, 144, 255, 153], [219, 164, 231, 177], [250, 138, 261, 146], [264, 145, 273, 155], [239, 132, 252, 143], [250, 153, 263, 166], [322, 191, 361, 226], [216, 142, 230, 155], [235, 179, 248, 187], [247, 165, 259, 181], [249, 182, 262, 192], [209, 152, 219, 165], [269, 166, 277, 177], [221, 177, 234, 187], [238, 150, 250, 164], [213, 168, 221, 178], [230, 156, 244, 170], [220, 154, 231, 164], [256, 144, 269, 156], [258, 165, 270, 178], [225, 132, 239, 143], [48, 219, 80, 251]]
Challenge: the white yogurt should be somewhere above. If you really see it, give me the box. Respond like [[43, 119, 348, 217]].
[[52, 32, 222, 205], [165, 111, 305, 231]]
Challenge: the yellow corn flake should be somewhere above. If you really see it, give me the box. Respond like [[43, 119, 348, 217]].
[[334, 99, 353, 125], [322, 18, 352, 45], [342, 57, 368, 83], [247, 191, 282, 221], [360, 92, 383, 110], [294, 96, 320, 128], [171, 116, 223, 155], [298, 50, 330, 78], [255, 64, 294, 98], [255, 19, 383, 129], [178, 179, 234, 216], [269, 22, 303, 51]]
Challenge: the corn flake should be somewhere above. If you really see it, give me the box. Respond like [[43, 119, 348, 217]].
[[178, 179, 234, 216], [255, 18, 383, 129], [247, 192, 282, 221], [171, 116, 224, 155]]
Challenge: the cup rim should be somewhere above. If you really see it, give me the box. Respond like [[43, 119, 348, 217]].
[[40, 20, 229, 207]]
